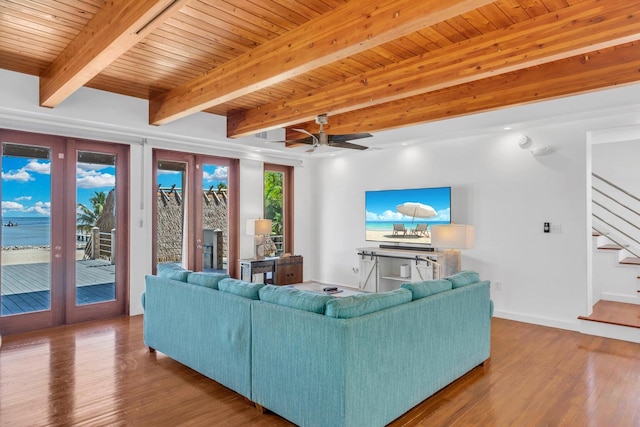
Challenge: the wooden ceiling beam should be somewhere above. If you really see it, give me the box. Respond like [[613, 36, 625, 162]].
[[227, 0, 640, 138], [39, 0, 190, 108], [148, 0, 495, 125], [294, 42, 640, 136]]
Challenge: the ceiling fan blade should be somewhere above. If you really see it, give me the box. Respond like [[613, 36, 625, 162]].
[[327, 133, 373, 143], [277, 136, 314, 147], [327, 141, 369, 150]]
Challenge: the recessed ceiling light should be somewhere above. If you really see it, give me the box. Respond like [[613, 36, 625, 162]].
[[503, 126, 512, 130], [401, 142, 409, 146]]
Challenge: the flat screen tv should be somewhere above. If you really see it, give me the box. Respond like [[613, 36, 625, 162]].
[[365, 186, 451, 246]]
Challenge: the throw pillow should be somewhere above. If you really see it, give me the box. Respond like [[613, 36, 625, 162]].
[[401, 279, 452, 300], [324, 288, 412, 319], [218, 278, 264, 300], [259, 285, 333, 314], [157, 263, 191, 282], [446, 270, 480, 288], [187, 272, 230, 290]]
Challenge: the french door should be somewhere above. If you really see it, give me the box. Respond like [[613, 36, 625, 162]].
[[152, 150, 238, 276], [0, 130, 129, 335]]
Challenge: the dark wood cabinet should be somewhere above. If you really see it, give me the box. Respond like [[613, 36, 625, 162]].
[[275, 256, 303, 285]]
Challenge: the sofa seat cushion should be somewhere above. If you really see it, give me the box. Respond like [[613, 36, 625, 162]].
[[259, 285, 333, 314], [401, 279, 452, 300], [446, 270, 480, 288], [157, 263, 192, 282], [324, 288, 412, 319], [187, 272, 230, 289], [218, 278, 264, 300]]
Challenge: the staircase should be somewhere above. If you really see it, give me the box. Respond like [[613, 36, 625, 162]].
[[580, 173, 640, 343]]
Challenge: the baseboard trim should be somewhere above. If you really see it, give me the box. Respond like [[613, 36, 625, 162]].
[[600, 292, 640, 305], [493, 310, 580, 332]]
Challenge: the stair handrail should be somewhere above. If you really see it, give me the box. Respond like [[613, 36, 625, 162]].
[[592, 199, 640, 234], [592, 215, 640, 259], [592, 173, 640, 205], [592, 187, 640, 219]]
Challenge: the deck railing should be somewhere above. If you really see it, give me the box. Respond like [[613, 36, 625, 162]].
[[83, 227, 115, 263]]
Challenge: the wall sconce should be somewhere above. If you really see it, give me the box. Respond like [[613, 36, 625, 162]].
[[516, 133, 553, 157], [516, 134, 532, 149], [430, 224, 475, 277], [531, 146, 554, 156], [246, 218, 272, 259]]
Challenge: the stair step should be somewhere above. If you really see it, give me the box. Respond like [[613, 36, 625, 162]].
[[620, 257, 640, 265], [598, 244, 625, 250], [578, 300, 640, 329]]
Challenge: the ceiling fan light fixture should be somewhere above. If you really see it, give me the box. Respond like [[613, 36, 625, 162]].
[[315, 114, 329, 125]]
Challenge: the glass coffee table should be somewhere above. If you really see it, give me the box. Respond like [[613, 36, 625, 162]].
[[289, 282, 366, 297]]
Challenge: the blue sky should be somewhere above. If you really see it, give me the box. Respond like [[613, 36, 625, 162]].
[[156, 164, 228, 190], [2, 157, 54, 217], [365, 187, 451, 222], [1, 156, 116, 217], [2, 156, 227, 218]]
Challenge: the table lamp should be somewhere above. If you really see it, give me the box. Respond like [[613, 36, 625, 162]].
[[247, 218, 272, 259], [430, 224, 474, 277]]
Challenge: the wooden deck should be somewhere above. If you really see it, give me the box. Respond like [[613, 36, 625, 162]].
[[1, 260, 115, 315]]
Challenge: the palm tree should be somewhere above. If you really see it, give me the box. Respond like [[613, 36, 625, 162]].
[[264, 172, 283, 235], [77, 191, 107, 234]]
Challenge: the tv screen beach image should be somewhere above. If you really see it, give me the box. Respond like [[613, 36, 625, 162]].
[[365, 187, 451, 245]]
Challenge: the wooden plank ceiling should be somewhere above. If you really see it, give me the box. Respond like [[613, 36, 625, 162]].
[[1, 0, 640, 147]]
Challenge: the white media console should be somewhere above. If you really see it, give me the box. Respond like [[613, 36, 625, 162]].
[[356, 247, 443, 292]]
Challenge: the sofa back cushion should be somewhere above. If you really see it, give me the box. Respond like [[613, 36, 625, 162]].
[[324, 288, 412, 319], [446, 270, 480, 288], [157, 263, 192, 282], [259, 285, 333, 314], [218, 278, 264, 300], [187, 272, 230, 289], [401, 279, 452, 300]]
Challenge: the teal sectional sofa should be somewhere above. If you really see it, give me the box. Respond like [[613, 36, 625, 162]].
[[142, 267, 492, 427]]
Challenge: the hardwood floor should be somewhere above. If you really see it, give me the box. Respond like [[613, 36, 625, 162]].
[[2, 315, 640, 426]]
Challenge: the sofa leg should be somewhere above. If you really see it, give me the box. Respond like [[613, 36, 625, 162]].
[[148, 347, 156, 353], [478, 358, 490, 367], [255, 403, 267, 414]]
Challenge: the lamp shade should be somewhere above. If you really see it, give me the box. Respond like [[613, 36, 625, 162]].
[[247, 218, 272, 235], [255, 219, 272, 235], [431, 224, 474, 249]]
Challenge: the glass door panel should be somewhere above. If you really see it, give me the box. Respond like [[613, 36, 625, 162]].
[[1, 143, 52, 316], [156, 159, 187, 269], [75, 151, 116, 306], [202, 163, 228, 273], [0, 131, 127, 335], [264, 170, 284, 256]]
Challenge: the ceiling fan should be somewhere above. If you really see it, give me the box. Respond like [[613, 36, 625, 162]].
[[273, 114, 372, 153]]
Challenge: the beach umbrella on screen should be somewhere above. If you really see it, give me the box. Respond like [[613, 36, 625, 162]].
[[396, 202, 437, 224]]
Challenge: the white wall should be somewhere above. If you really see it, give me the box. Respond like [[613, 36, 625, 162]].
[[309, 124, 590, 330]]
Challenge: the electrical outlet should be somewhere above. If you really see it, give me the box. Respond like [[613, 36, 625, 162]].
[[493, 281, 501, 291], [544, 222, 550, 233], [352, 267, 359, 274]]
